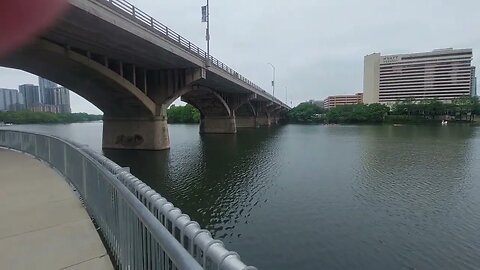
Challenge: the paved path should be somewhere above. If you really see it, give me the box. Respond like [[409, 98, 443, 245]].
[[0, 148, 113, 270]]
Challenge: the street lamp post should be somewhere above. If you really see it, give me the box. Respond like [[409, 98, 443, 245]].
[[202, 0, 210, 67], [267, 63, 275, 97], [285, 86, 288, 104]]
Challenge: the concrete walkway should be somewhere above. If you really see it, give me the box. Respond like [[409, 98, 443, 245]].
[[0, 148, 113, 270]]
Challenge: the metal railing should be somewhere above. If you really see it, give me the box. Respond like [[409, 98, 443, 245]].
[[0, 130, 255, 270], [97, 0, 288, 108]]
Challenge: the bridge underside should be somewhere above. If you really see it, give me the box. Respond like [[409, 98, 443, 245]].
[[2, 39, 287, 150], [1, 0, 289, 150]]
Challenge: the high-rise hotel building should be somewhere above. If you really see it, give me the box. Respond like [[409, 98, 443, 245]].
[[363, 48, 475, 104]]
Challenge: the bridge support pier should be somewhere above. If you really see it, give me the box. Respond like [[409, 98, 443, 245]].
[[200, 117, 237, 134], [256, 116, 271, 127], [102, 117, 170, 150], [235, 116, 257, 128], [271, 115, 279, 125]]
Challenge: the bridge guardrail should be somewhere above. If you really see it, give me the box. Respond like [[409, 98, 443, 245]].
[[100, 0, 288, 108], [0, 130, 256, 270]]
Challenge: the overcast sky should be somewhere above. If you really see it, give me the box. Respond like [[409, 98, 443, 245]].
[[1, 0, 479, 113]]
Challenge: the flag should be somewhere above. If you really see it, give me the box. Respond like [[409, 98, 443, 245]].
[[201, 6, 208, 22]]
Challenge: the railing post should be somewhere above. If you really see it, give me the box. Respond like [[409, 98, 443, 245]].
[[48, 138, 51, 164], [166, 28, 169, 37], [82, 157, 87, 200], [132, 6, 136, 17], [150, 17, 154, 28], [63, 144, 67, 175], [34, 135, 38, 157]]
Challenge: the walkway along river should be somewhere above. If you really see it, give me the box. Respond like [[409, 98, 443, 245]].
[[4, 122, 480, 270]]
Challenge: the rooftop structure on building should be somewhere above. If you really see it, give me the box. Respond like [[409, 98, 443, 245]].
[[363, 48, 474, 104]]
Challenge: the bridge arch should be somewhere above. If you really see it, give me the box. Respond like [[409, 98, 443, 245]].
[[0, 39, 156, 118], [181, 85, 232, 117], [234, 101, 257, 128], [181, 86, 236, 133]]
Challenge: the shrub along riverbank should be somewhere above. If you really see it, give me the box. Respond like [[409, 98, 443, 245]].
[[288, 97, 480, 124], [0, 111, 103, 124]]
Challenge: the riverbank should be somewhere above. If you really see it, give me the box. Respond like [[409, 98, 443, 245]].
[[288, 99, 480, 125], [0, 111, 102, 124]]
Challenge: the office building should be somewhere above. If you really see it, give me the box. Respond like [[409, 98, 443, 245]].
[[324, 93, 363, 109], [36, 87, 71, 113], [38, 77, 57, 104], [19, 84, 40, 110], [363, 48, 474, 104], [54, 86, 71, 113], [0, 88, 20, 111]]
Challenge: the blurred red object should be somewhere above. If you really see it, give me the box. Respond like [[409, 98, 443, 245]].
[[0, 0, 68, 57]]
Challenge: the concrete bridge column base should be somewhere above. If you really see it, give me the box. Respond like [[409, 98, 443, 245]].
[[256, 116, 271, 127], [103, 117, 169, 150], [200, 117, 237, 134], [271, 116, 279, 125], [236, 116, 257, 128]]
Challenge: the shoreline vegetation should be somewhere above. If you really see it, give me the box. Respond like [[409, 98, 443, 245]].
[[5, 97, 479, 126], [288, 97, 480, 124], [0, 111, 103, 124]]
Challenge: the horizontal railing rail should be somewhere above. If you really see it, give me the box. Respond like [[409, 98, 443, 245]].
[[0, 130, 255, 270], [97, 0, 288, 108]]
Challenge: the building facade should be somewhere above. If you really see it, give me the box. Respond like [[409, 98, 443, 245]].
[[53, 86, 71, 113], [33, 78, 71, 113], [471, 66, 477, 97], [324, 93, 363, 109], [38, 77, 57, 104], [363, 48, 474, 104], [0, 88, 20, 111], [19, 84, 40, 110]]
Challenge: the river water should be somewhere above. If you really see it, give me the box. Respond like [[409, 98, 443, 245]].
[[4, 123, 480, 270]]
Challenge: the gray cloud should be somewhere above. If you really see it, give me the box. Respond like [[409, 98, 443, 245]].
[[1, 0, 479, 110]]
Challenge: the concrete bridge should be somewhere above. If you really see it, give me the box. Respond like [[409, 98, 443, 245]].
[[0, 0, 290, 150]]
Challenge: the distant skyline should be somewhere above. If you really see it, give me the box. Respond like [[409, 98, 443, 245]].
[[0, 0, 479, 114]]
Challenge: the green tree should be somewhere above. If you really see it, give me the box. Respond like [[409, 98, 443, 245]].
[[326, 104, 389, 123], [287, 102, 325, 123], [452, 96, 478, 121], [167, 104, 200, 123]]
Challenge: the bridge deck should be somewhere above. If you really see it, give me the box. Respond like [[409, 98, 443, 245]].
[[0, 148, 113, 270]]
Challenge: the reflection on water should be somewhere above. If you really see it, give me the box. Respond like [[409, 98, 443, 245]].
[[5, 123, 480, 270], [105, 126, 284, 240]]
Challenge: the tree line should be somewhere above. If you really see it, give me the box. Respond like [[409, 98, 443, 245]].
[[0, 111, 103, 124], [288, 96, 480, 124], [0, 104, 202, 125]]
